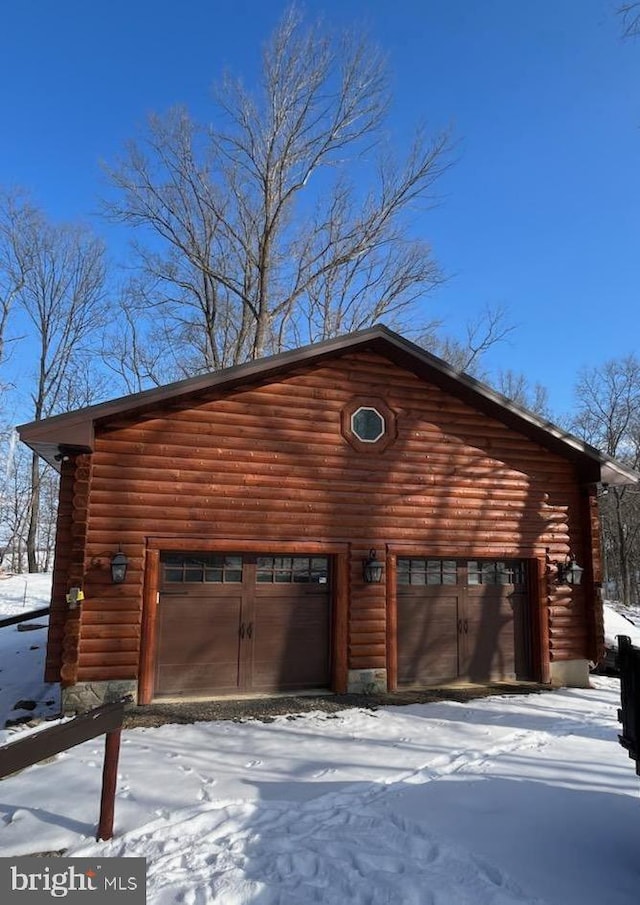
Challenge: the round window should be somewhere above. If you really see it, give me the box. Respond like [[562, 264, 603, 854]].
[[351, 406, 385, 443]]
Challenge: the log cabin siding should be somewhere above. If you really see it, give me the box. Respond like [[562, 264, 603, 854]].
[[68, 350, 592, 686]]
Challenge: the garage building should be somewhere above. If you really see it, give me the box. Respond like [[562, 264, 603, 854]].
[[17, 326, 639, 709]]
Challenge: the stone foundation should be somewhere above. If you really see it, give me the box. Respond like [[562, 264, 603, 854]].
[[62, 680, 138, 714], [347, 668, 387, 694], [549, 659, 590, 688]]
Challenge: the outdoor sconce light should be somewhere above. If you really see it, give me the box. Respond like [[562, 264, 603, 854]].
[[557, 555, 584, 586], [363, 549, 384, 584], [110, 549, 129, 584]]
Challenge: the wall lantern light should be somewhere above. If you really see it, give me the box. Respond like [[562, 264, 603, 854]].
[[363, 549, 384, 584], [557, 555, 584, 586], [110, 549, 129, 584]]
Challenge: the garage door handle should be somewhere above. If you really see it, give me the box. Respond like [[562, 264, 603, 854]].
[[457, 619, 463, 635], [239, 622, 245, 639], [246, 622, 253, 639], [464, 619, 468, 634]]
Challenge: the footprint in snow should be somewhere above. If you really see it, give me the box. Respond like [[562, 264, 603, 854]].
[[479, 860, 505, 887], [245, 759, 263, 768]]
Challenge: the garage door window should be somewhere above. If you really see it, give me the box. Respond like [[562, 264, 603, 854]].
[[397, 559, 457, 585], [467, 560, 527, 586], [257, 556, 329, 584], [162, 554, 243, 583]]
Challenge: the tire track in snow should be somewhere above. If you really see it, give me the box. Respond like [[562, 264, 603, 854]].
[[365, 701, 612, 797]]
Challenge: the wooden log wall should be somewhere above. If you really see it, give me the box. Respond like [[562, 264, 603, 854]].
[[55, 351, 595, 685]]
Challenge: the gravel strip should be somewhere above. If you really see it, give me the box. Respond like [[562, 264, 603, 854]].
[[123, 682, 547, 729]]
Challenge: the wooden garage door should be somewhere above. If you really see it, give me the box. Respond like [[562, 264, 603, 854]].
[[155, 553, 331, 698], [397, 558, 530, 685]]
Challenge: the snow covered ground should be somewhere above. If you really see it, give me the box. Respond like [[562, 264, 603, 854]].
[[603, 602, 640, 649], [0, 575, 639, 905], [0, 572, 59, 735], [0, 571, 52, 618]]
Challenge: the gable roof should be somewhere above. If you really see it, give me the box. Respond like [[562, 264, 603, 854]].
[[17, 324, 639, 486]]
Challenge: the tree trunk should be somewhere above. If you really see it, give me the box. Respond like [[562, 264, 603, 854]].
[[614, 492, 630, 606], [26, 452, 40, 573]]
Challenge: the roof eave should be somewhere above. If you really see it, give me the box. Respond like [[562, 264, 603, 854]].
[[600, 460, 640, 487], [17, 420, 95, 472]]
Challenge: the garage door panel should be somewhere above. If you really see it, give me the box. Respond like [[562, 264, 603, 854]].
[[397, 591, 460, 684], [155, 593, 242, 695], [397, 558, 531, 687], [155, 662, 241, 697], [155, 553, 331, 698], [252, 594, 330, 691], [463, 591, 517, 681], [253, 643, 329, 690], [511, 592, 530, 679], [157, 595, 242, 660]]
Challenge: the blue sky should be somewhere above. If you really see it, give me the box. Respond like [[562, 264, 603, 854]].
[[1, 0, 639, 418]]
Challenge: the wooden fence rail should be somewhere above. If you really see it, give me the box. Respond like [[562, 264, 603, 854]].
[[617, 634, 640, 777], [0, 701, 125, 840], [0, 606, 50, 629]]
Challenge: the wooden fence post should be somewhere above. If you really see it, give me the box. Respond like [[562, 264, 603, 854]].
[[97, 727, 122, 841]]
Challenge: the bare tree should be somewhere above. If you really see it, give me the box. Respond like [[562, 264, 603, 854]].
[[415, 306, 552, 416], [419, 305, 516, 378], [104, 5, 451, 373], [7, 209, 108, 571], [0, 432, 32, 572], [572, 355, 640, 606], [620, 2, 640, 37], [101, 276, 201, 390], [0, 190, 38, 387], [494, 369, 550, 417]]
